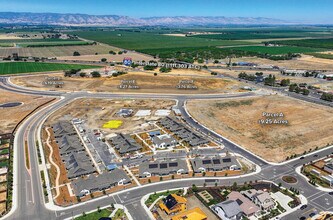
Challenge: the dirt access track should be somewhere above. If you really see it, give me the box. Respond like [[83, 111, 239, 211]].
[[0, 89, 54, 134], [11, 70, 245, 94], [187, 95, 333, 163]]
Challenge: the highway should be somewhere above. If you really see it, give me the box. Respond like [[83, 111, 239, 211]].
[[1, 76, 332, 220]]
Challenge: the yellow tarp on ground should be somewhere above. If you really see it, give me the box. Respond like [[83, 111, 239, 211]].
[[102, 120, 123, 129]]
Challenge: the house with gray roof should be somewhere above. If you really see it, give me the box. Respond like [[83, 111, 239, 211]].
[[56, 135, 84, 156], [139, 159, 188, 178], [52, 121, 77, 138], [191, 156, 240, 173], [152, 134, 178, 149], [109, 133, 142, 155], [241, 189, 275, 211], [211, 200, 243, 220], [62, 152, 96, 179], [324, 163, 333, 174], [72, 168, 131, 197], [158, 117, 208, 147]]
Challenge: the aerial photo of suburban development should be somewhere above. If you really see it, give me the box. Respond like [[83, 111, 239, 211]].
[[0, 0, 333, 220]]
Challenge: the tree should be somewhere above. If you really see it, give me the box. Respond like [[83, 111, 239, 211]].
[[97, 206, 101, 212], [321, 92, 333, 102], [159, 67, 171, 73], [280, 79, 290, 87], [73, 51, 80, 56], [118, 51, 123, 55], [79, 72, 86, 77], [91, 71, 101, 78], [255, 72, 263, 76], [192, 184, 198, 192], [101, 58, 107, 62], [232, 182, 237, 190]]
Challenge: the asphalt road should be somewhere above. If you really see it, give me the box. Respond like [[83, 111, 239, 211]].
[[1, 76, 332, 220]]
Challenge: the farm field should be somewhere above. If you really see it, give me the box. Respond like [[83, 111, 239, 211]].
[[0, 44, 118, 57], [268, 38, 333, 49], [0, 89, 54, 133], [0, 62, 102, 75], [11, 71, 244, 94], [307, 52, 333, 60], [188, 30, 331, 40], [72, 30, 254, 50], [221, 45, 325, 55], [187, 95, 333, 162]]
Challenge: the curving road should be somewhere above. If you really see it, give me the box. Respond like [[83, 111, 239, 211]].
[[1, 76, 332, 220]]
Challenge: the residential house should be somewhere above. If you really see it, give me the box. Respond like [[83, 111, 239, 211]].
[[139, 159, 188, 178], [212, 200, 243, 220], [191, 156, 240, 173], [110, 133, 142, 155], [159, 194, 187, 215], [171, 207, 207, 220], [72, 168, 131, 197], [152, 134, 178, 149], [227, 191, 260, 218]]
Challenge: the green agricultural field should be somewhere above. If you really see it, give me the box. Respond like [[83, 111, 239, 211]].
[[73, 30, 254, 50], [222, 46, 324, 55], [19, 41, 93, 48], [268, 38, 333, 49], [0, 38, 81, 43], [189, 30, 331, 41], [0, 62, 101, 75]]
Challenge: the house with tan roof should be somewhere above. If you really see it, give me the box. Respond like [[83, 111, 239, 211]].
[[227, 191, 260, 218]]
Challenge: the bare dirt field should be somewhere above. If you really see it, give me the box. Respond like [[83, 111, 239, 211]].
[[0, 44, 117, 57], [45, 98, 176, 134], [57, 51, 154, 62], [187, 95, 333, 162], [11, 71, 244, 94], [0, 90, 54, 134], [230, 55, 333, 70]]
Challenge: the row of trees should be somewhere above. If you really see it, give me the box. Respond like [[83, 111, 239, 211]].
[[289, 83, 310, 95]]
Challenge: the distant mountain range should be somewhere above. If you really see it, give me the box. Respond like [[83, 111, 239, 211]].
[[0, 12, 291, 26]]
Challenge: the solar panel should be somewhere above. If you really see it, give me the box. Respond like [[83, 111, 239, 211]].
[[223, 158, 231, 163], [213, 159, 221, 164], [169, 162, 178, 167], [160, 163, 168, 169], [202, 160, 211, 164], [149, 164, 158, 169], [236, 199, 243, 205]]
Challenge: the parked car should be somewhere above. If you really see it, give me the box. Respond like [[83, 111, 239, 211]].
[[313, 154, 318, 157], [329, 191, 333, 195], [309, 213, 316, 217], [299, 217, 306, 220], [300, 205, 307, 210], [300, 156, 305, 159]]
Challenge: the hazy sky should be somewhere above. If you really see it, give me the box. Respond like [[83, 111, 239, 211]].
[[0, 0, 332, 24]]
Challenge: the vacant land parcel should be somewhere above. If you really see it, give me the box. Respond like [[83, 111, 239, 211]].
[[0, 62, 101, 75], [187, 95, 333, 162], [0, 89, 53, 133]]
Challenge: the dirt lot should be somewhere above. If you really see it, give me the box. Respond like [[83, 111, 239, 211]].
[[11, 71, 243, 94], [0, 90, 54, 134], [187, 95, 333, 162], [46, 98, 175, 135]]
